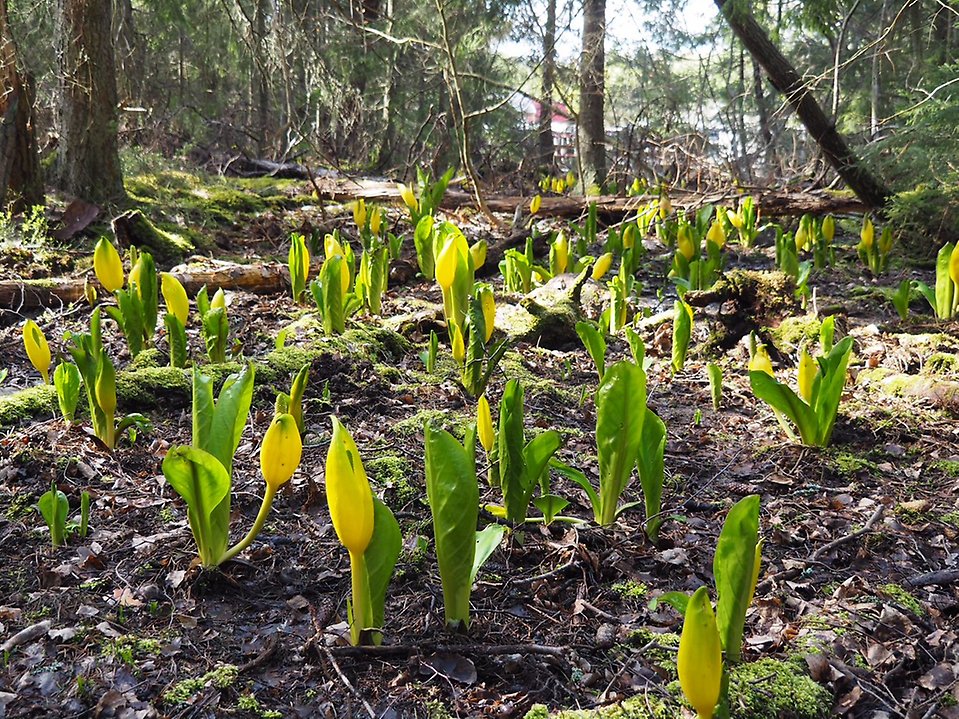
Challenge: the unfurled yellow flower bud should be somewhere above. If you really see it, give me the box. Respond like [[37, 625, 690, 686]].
[[470, 240, 487, 270], [822, 215, 835, 243], [678, 586, 722, 719], [950, 243, 959, 287], [479, 286, 495, 342], [325, 417, 374, 556], [727, 208, 743, 229], [399, 183, 417, 212], [659, 194, 672, 220], [260, 413, 302, 491], [477, 396, 494, 453], [325, 234, 344, 259], [795, 224, 809, 251], [551, 232, 569, 275], [369, 207, 382, 236], [353, 199, 367, 229], [677, 226, 695, 261], [530, 194, 542, 215], [623, 224, 636, 250], [211, 288, 227, 311], [95, 360, 116, 416], [94, 238, 124, 292], [707, 220, 726, 249], [749, 345, 774, 377], [861, 217, 874, 249], [129, 257, 143, 291], [798, 347, 816, 403], [22, 320, 51, 384], [161, 273, 190, 325], [451, 326, 465, 364], [84, 278, 97, 306], [592, 253, 613, 281], [435, 238, 458, 290]]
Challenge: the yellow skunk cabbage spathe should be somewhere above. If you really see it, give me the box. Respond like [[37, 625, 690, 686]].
[[94, 238, 124, 292], [369, 206, 382, 236], [477, 395, 495, 453], [23, 320, 51, 384], [435, 236, 460, 290], [325, 233, 344, 260], [399, 183, 417, 212], [211, 288, 227, 311], [353, 199, 367, 229], [678, 586, 722, 719], [706, 219, 726, 248], [951, 243, 959, 288], [479, 285, 495, 342], [326, 417, 374, 556], [260, 413, 303, 491], [677, 226, 695, 261], [529, 194, 542, 215], [592, 253, 613, 281], [749, 343, 774, 377], [798, 347, 817, 403], [161, 273, 190, 325], [822, 215, 835, 243], [860, 217, 874, 249]]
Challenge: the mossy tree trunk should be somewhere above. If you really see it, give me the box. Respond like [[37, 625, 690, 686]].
[[56, 0, 126, 204]]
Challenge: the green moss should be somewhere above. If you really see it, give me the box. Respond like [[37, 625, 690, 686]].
[[931, 460, 959, 477], [366, 455, 419, 503], [770, 315, 822, 353], [130, 347, 164, 370], [116, 367, 191, 408], [394, 408, 467, 439], [163, 664, 239, 705], [940, 511, 959, 527], [611, 580, 648, 599], [879, 583, 924, 616], [0, 384, 56, 425], [5, 492, 35, 520], [500, 350, 582, 404], [924, 352, 959, 376], [829, 451, 879, 477], [723, 657, 831, 719]]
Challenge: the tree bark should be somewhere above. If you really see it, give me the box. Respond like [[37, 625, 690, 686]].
[[56, 0, 125, 204], [714, 0, 889, 208], [578, 0, 606, 191], [0, 0, 43, 211], [538, 0, 556, 172]]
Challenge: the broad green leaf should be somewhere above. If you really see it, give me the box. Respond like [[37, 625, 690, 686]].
[[162, 445, 232, 566], [364, 497, 402, 643], [935, 243, 955, 319], [713, 494, 760, 664], [638, 409, 667, 544], [470, 524, 506, 586], [671, 300, 693, 373], [524, 430, 562, 497], [549, 459, 599, 521], [425, 424, 479, 629], [596, 362, 646, 526], [202, 307, 228, 362], [54, 363, 81, 423], [650, 590, 689, 614], [533, 494, 569, 525], [810, 336, 853, 446], [165, 314, 188, 368], [498, 380, 527, 523], [575, 321, 606, 380], [707, 362, 723, 410], [200, 364, 254, 476], [414, 215, 435, 278]]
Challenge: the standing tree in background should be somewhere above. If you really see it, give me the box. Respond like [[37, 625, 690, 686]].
[[538, 0, 557, 172], [579, 0, 605, 192], [57, 0, 125, 203], [0, 0, 42, 211]]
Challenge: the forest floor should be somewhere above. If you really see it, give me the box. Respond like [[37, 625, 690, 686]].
[[0, 164, 957, 719]]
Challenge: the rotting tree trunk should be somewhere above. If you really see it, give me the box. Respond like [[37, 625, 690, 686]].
[[57, 0, 125, 204], [0, 0, 42, 211], [578, 0, 606, 191], [714, 0, 890, 208], [538, 0, 557, 172]]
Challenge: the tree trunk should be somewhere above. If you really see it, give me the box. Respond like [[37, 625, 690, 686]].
[[870, 0, 889, 139], [578, 0, 606, 191], [714, 0, 889, 208], [254, 0, 270, 156], [57, 0, 125, 204], [0, 0, 43, 211], [538, 0, 556, 172]]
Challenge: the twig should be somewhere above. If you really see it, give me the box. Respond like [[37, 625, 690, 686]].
[[319, 646, 377, 719], [905, 568, 959, 588], [810, 504, 885, 562], [1, 620, 51, 652], [327, 642, 567, 659]]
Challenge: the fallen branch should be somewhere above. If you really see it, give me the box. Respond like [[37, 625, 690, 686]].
[[326, 642, 567, 659], [905, 568, 959, 588]]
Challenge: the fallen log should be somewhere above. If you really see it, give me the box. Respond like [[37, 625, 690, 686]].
[[0, 260, 293, 313], [312, 177, 869, 218]]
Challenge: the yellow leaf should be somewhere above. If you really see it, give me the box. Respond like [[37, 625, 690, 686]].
[[22, 320, 51, 384], [94, 238, 124, 292], [678, 586, 722, 719], [161, 273, 190, 325], [260, 414, 303, 491], [325, 417, 374, 556], [477, 396, 495, 452]]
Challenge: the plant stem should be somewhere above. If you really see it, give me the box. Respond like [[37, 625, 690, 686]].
[[349, 550, 372, 646], [220, 485, 276, 564]]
